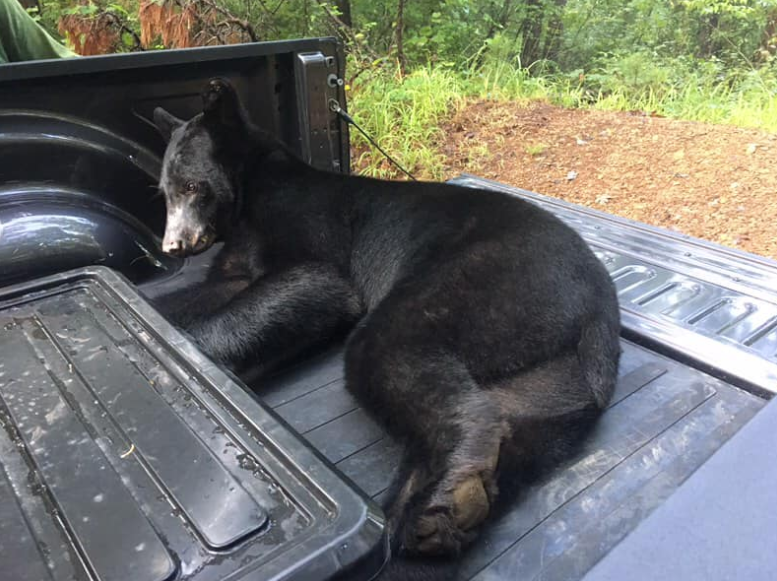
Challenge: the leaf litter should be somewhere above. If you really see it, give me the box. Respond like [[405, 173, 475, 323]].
[[439, 100, 777, 259]]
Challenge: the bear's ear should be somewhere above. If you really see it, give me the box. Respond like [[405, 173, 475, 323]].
[[201, 78, 244, 130], [153, 107, 184, 142]]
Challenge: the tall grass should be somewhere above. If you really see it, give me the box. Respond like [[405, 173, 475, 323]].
[[584, 55, 777, 131], [349, 66, 465, 179], [348, 56, 777, 179], [348, 61, 558, 179], [590, 83, 777, 131]]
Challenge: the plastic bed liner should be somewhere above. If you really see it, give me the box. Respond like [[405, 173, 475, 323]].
[[0, 267, 385, 581], [0, 266, 769, 581]]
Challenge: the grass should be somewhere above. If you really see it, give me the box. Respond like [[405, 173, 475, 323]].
[[348, 59, 777, 179], [588, 74, 777, 133], [349, 67, 465, 180], [525, 143, 548, 156]]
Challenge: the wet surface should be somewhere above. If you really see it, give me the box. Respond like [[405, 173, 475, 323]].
[[0, 270, 383, 581], [258, 336, 766, 581]]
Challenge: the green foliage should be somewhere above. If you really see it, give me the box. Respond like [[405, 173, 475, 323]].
[[25, 5, 42, 22], [589, 62, 777, 132], [33, 0, 777, 71], [349, 64, 465, 179], [63, 2, 99, 16]]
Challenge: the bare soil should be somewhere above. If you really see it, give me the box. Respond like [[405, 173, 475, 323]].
[[438, 101, 777, 260]]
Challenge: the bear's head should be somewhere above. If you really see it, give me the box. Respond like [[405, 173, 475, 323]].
[[153, 79, 246, 257]]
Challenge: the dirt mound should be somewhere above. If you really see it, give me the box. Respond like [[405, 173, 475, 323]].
[[440, 101, 777, 259]]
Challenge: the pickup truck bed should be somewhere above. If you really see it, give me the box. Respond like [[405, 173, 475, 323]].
[[2, 39, 776, 581], [137, 176, 776, 580], [0, 257, 766, 581]]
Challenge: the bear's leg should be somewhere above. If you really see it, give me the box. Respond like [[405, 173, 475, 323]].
[[190, 262, 362, 370], [345, 330, 504, 555], [346, 326, 604, 556]]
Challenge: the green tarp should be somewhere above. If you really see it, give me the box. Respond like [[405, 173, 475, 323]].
[[0, 0, 76, 64]]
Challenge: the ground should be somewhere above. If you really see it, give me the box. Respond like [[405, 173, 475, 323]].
[[432, 101, 777, 260]]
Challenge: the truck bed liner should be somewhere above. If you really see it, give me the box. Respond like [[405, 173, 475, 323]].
[[0, 268, 385, 581], [2, 268, 765, 581], [260, 338, 765, 580]]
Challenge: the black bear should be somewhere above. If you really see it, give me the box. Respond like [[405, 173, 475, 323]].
[[151, 79, 621, 580]]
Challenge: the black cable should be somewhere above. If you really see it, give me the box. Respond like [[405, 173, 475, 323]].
[[332, 103, 417, 181]]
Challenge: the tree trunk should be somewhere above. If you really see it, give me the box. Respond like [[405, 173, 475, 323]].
[[335, 0, 352, 28], [756, 8, 777, 61], [697, 14, 720, 58], [396, 0, 406, 75], [543, 0, 567, 62], [521, 0, 544, 66], [521, 0, 566, 66]]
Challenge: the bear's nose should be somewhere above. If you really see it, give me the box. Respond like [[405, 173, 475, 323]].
[[162, 239, 186, 256]]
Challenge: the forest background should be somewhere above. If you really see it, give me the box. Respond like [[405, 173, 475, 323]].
[[20, 0, 777, 257]]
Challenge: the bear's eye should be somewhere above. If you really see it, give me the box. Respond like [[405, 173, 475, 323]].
[[184, 181, 198, 194]]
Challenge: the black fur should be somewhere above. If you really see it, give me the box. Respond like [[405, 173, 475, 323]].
[[151, 79, 621, 579]]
